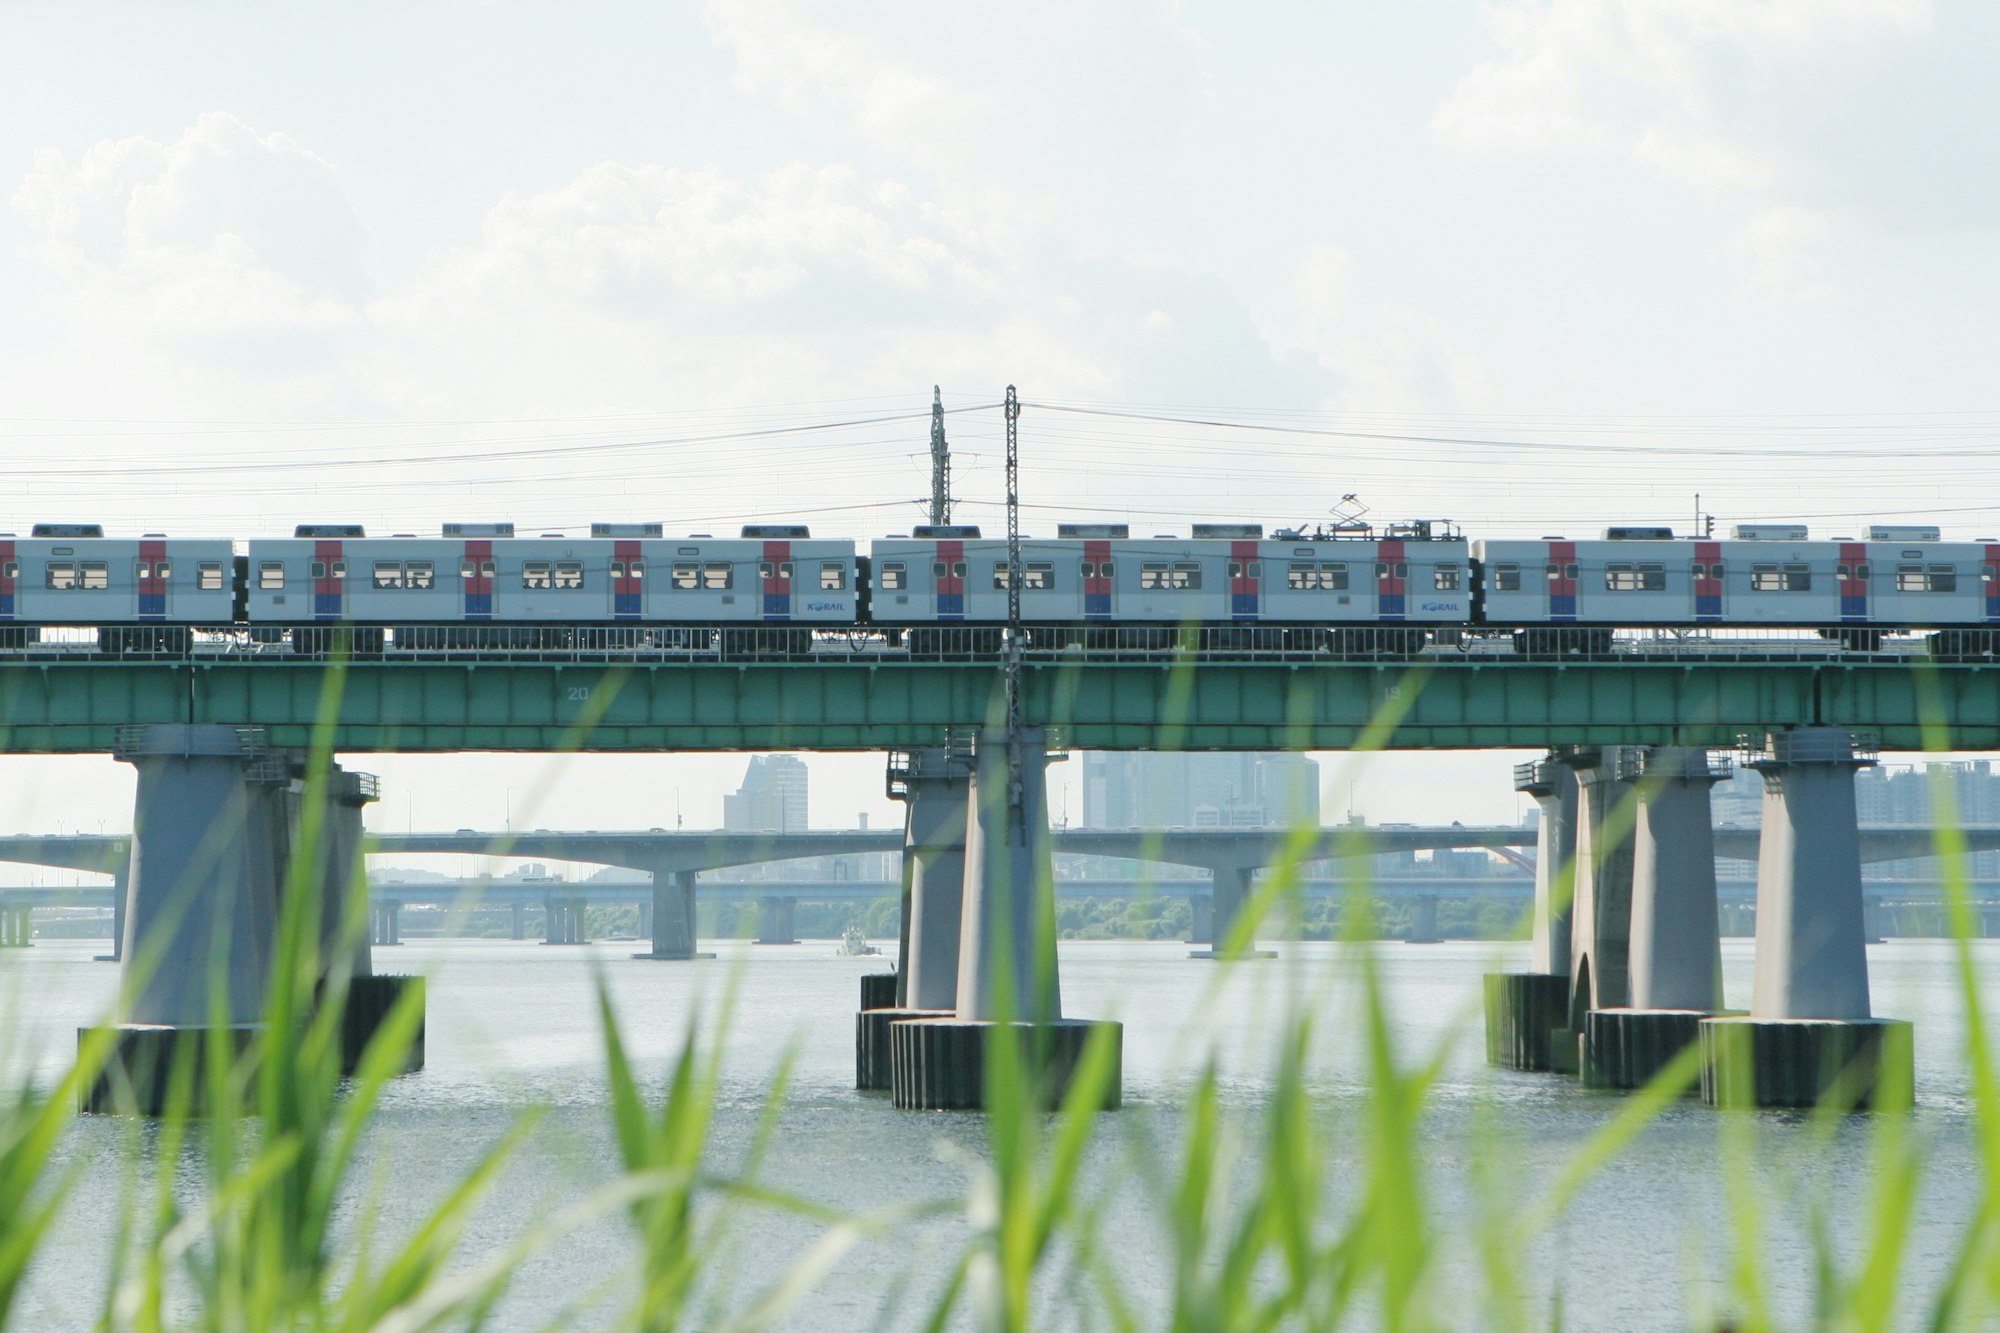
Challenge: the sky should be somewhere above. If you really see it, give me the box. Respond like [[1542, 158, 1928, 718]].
[[1, 1, 1996, 864]]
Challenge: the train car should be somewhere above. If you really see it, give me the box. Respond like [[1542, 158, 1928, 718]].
[[242, 523, 859, 652], [1475, 524, 2000, 652], [871, 520, 1469, 651], [0, 525, 234, 651]]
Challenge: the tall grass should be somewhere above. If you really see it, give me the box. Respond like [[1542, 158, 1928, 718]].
[[0, 655, 1996, 1330]]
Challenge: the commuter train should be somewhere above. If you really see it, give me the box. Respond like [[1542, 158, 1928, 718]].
[[1, 517, 1996, 656]]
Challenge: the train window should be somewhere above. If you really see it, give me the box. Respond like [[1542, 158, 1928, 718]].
[[820, 562, 845, 590], [670, 561, 700, 589], [1099, 560, 1114, 579], [332, 560, 346, 579], [1693, 562, 1725, 581], [1753, 563, 1812, 592], [1986, 564, 1999, 584], [0, 562, 14, 580], [522, 561, 553, 589], [1899, 564, 1957, 593], [1080, 559, 1117, 580], [1605, 563, 1665, 592], [1434, 564, 1461, 591], [458, 558, 495, 580], [198, 562, 224, 591], [155, 561, 170, 580], [407, 561, 435, 590], [259, 562, 285, 590], [1494, 564, 1521, 591], [1321, 563, 1346, 589], [45, 562, 77, 590], [310, 561, 325, 579], [554, 561, 585, 589], [953, 561, 967, 579], [1140, 562, 1168, 590], [779, 561, 794, 580], [628, 561, 644, 580], [1025, 561, 1053, 589], [1171, 563, 1202, 589], [80, 561, 109, 590], [1287, 563, 1316, 590], [878, 562, 905, 591], [373, 562, 404, 589], [702, 562, 732, 590]]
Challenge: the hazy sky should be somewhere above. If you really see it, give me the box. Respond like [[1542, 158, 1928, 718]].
[[1, 2, 1995, 864]]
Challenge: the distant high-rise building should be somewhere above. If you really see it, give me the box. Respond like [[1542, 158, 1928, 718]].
[[1078, 752, 1319, 830], [723, 754, 809, 833]]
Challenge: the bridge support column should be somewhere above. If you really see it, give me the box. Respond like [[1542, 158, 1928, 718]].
[[1700, 729, 1913, 1109], [96, 867, 129, 961], [1485, 756, 1578, 1071], [756, 896, 797, 945], [1862, 898, 1888, 945], [859, 749, 967, 1090], [373, 902, 402, 946], [1188, 893, 1212, 945], [637, 901, 651, 940], [511, 901, 525, 940], [0, 904, 28, 947], [633, 869, 713, 960], [1191, 866, 1276, 959], [890, 729, 1121, 1111], [79, 733, 416, 1114], [1583, 748, 1726, 1090], [1406, 895, 1443, 944]]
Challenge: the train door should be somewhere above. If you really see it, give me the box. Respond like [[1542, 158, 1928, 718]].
[[1694, 540, 1722, 623], [1545, 541, 1577, 622], [760, 540, 793, 620], [1837, 542, 1870, 622], [1082, 540, 1112, 620], [1987, 546, 2000, 624], [137, 538, 167, 622], [461, 540, 495, 619], [933, 539, 966, 620], [1375, 539, 1406, 621], [0, 540, 13, 620], [313, 540, 346, 620], [613, 539, 644, 621], [1229, 541, 1260, 620]]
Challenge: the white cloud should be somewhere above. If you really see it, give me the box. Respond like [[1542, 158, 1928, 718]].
[[401, 160, 1002, 312], [1434, 0, 1930, 195], [1728, 204, 1840, 306], [11, 112, 368, 335]]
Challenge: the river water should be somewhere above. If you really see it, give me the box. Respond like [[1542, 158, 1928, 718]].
[[4, 935, 1995, 1330]]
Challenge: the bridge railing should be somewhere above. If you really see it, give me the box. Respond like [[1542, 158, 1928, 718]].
[[0, 624, 1980, 666]]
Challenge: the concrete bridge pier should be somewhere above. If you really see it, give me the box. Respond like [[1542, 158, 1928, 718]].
[[371, 901, 403, 946], [633, 868, 712, 960], [636, 900, 651, 940], [756, 896, 797, 945], [1485, 755, 1579, 1071], [82, 725, 286, 1112], [890, 729, 1121, 1110], [1191, 866, 1277, 959], [0, 904, 29, 947], [1406, 895, 1443, 944], [1583, 748, 1726, 1090], [1188, 893, 1213, 945], [1702, 729, 1913, 1108], [543, 894, 588, 945], [859, 748, 968, 1090], [96, 868, 129, 961], [511, 901, 525, 940]]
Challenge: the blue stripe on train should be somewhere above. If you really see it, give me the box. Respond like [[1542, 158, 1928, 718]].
[[614, 592, 641, 619], [464, 592, 492, 620], [0, 595, 11, 619], [1231, 593, 1258, 619], [1084, 593, 1111, 619], [1695, 594, 1721, 621], [1989, 598, 2000, 623], [1549, 594, 1575, 622], [314, 592, 342, 619], [937, 593, 963, 620], [138, 593, 165, 620], [1841, 595, 1869, 621], [1379, 593, 1405, 622], [762, 593, 790, 620]]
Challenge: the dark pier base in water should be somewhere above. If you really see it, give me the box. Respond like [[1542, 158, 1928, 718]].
[[1582, 1008, 1708, 1090], [1483, 972, 1571, 1071], [80, 975, 426, 1116], [889, 1017, 1123, 1111], [1699, 1017, 1914, 1109]]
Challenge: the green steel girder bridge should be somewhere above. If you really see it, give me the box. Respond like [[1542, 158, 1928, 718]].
[[0, 648, 1997, 751]]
